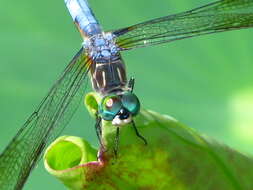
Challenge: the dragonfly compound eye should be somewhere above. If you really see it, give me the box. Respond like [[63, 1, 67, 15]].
[[99, 95, 122, 121], [121, 92, 140, 116]]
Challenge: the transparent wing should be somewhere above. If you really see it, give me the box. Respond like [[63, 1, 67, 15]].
[[113, 0, 253, 50], [0, 48, 92, 190]]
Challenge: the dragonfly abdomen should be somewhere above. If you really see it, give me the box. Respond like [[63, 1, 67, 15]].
[[65, 0, 101, 37]]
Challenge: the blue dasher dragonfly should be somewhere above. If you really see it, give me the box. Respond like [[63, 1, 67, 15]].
[[1, 0, 253, 189]]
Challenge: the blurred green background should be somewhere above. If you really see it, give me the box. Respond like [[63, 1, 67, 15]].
[[1, 0, 253, 189]]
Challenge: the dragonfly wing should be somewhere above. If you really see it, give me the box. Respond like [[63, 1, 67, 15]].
[[0, 47, 92, 190], [113, 0, 253, 50]]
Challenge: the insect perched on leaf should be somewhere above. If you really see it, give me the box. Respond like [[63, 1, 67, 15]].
[[1, 0, 253, 189]]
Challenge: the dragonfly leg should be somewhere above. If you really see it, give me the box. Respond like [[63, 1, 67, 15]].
[[128, 77, 135, 92], [95, 115, 103, 148], [132, 120, 147, 145], [113, 127, 120, 158]]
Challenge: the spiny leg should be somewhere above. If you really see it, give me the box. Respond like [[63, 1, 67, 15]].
[[128, 78, 147, 144], [128, 77, 135, 92], [132, 120, 147, 145], [113, 127, 120, 157], [95, 115, 103, 148]]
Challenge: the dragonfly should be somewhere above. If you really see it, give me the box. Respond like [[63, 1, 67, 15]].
[[1, 0, 253, 189]]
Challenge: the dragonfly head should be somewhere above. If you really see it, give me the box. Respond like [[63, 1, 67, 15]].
[[98, 92, 140, 126]]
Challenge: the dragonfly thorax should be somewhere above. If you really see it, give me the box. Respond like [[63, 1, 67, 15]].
[[83, 32, 119, 60], [87, 32, 127, 95]]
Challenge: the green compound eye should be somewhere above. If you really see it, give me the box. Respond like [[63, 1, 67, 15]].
[[122, 92, 140, 116], [99, 95, 122, 121]]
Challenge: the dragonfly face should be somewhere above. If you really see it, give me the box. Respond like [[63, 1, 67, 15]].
[[99, 92, 140, 126]]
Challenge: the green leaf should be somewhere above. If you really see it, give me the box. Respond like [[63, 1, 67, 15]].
[[44, 136, 97, 190], [44, 92, 253, 190]]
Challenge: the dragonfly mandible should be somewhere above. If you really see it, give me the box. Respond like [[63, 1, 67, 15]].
[[1, 0, 253, 189]]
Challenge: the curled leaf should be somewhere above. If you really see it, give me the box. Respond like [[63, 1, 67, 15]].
[[44, 136, 97, 190], [44, 92, 253, 190]]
